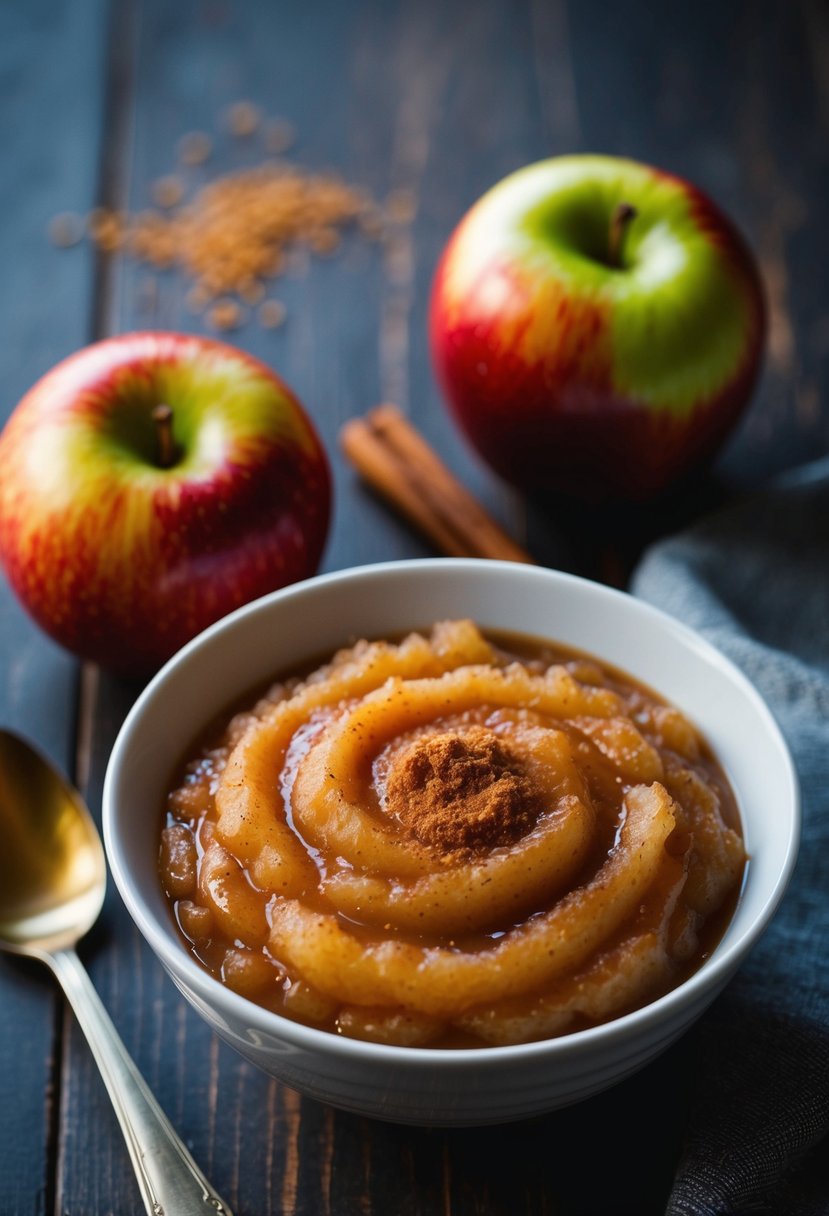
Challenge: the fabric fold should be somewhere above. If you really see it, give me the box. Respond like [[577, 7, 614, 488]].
[[632, 457, 829, 1215]]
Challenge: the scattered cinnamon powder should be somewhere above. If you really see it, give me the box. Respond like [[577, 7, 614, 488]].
[[178, 165, 369, 295], [51, 103, 383, 330], [76, 163, 375, 320], [86, 207, 125, 252], [206, 298, 245, 331], [257, 299, 286, 329], [178, 130, 213, 166], [224, 99, 262, 137], [385, 727, 542, 860], [129, 210, 177, 266], [151, 174, 186, 209]]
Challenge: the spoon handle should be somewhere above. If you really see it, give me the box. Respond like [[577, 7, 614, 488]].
[[48, 947, 234, 1216]]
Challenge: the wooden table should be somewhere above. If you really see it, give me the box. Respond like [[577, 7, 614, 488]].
[[1, 2, 826, 1212]]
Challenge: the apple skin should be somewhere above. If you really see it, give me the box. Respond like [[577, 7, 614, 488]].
[[430, 155, 766, 500], [0, 332, 331, 677]]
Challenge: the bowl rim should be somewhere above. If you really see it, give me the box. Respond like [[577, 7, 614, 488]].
[[103, 557, 801, 1069]]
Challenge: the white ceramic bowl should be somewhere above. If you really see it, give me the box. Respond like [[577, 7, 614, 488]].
[[103, 559, 799, 1126]]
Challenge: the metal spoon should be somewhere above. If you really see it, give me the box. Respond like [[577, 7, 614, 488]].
[[0, 729, 234, 1216]]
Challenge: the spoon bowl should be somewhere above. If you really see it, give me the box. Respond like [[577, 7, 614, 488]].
[[0, 728, 233, 1216], [0, 731, 105, 954]]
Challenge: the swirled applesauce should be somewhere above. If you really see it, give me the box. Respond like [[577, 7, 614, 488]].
[[159, 620, 746, 1047]]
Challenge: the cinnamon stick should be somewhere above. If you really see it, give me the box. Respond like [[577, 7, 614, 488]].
[[340, 405, 532, 564]]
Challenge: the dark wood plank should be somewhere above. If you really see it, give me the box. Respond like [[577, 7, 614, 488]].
[[0, 2, 111, 1213], [13, 0, 825, 1213]]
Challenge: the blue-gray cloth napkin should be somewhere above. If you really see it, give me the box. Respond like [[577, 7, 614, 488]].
[[632, 457, 829, 1216]]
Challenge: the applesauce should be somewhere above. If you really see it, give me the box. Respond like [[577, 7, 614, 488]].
[[158, 620, 746, 1048]]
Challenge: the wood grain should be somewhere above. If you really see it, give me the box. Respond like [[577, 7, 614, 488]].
[[0, 2, 110, 1213], [0, 0, 827, 1213]]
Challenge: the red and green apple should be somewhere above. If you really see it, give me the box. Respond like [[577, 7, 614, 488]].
[[430, 155, 766, 500], [0, 332, 331, 676]]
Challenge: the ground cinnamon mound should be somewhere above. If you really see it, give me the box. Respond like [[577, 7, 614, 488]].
[[386, 726, 542, 860]]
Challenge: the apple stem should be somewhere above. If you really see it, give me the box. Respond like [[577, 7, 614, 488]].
[[608, 202, 638, 268], [152, 403, 177, 468]]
